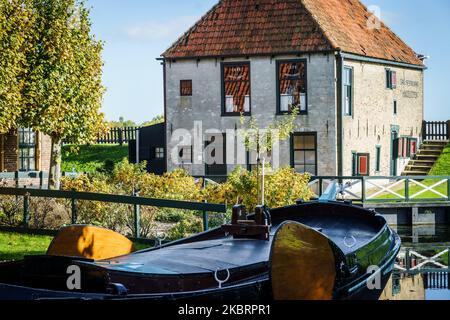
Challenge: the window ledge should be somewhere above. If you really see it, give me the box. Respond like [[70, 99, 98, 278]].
[[276, 112, 307, 116], [221, 112, 251, 117]]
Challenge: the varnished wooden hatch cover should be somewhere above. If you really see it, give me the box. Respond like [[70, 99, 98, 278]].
[[270, 221, 336, 300], [47, 225, 135, 260]]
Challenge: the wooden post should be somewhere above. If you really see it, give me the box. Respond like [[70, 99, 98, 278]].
[[447, 178, 450, 202], [447, 247, 450, 271], [14, 171, 19, 188], [23, 191, 30, 228], [405, 249, 411, 271], [361, 177, 366, 203], [318, 177, 323, 197], [202, 211, 209, 232], [202, 179, 209, 232], [71, 192, 78, 225], [447, 120, 450, 140], [133, 191, 140, 239], [405, 178, 410, 202], [118, 128, 123, 146], [39, 171, 44, 189], [422, 120, 427, 141], [232, 205, 246, 225]]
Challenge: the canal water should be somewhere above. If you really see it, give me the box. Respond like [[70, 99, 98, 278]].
[[380, 225, 450, 300]]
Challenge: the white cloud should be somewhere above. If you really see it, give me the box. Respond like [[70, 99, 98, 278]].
[[124, 15, 200, 42]]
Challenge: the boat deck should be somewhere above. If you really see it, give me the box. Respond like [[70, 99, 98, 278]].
[[86, 213, 381, 275], [91, 238, 271, 275]]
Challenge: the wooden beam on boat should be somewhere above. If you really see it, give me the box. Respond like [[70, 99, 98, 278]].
[[47, 225, 135, 260]]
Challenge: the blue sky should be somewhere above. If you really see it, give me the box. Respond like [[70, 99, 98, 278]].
[[86, 0, 450, 123]]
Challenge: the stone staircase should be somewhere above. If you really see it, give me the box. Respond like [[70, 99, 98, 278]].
[[402, 141, 448, 176]]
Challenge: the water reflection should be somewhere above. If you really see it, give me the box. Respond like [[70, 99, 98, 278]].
[[395, 225, 450, 244], [380, 224, 450, 300], [381, 272, 450, 300]]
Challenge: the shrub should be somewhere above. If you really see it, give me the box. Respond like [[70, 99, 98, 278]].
[[203, 166, 313, 212], [0, 196, 22, 227], [28, 198, 71, 230], [167, 213, 203, 240], [61, 173, 129, 232], [58, 161, 313, 240], [125, 206, 157, 239]]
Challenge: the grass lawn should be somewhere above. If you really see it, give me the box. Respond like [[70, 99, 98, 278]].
[[369, 143, 450, 201], [430, 142, 450, 176], [0, 232, 53, 261], [0, 232, 153, 262], [369, 178, 449, 201], [62, 144, 129, 173]]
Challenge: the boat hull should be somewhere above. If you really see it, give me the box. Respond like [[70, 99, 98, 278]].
[[0, 201, 401, 301]]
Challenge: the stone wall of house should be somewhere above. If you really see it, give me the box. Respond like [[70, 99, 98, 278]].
[[342, 60, 424, 176], [2, 131, 18, 172], [39, 134, 52, 173], [165, 53, 338, 176]]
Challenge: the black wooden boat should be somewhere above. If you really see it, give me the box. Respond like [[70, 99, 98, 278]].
[[0, 200, 400, 300]]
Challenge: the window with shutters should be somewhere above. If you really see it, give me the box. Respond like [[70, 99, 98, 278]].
[[395, 137, 418, 158], [386, 69, 397, 89], [352, 153, 370, 176]]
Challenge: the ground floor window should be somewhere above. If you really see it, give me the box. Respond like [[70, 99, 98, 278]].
[[291, 133, 317, 175], [155, 147, 164, 159], [18, 128, 36, 171]]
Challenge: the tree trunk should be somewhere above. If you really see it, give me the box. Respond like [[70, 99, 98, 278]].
[[48, 138, 62, 190]]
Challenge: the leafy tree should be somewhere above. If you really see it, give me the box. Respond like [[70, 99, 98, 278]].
[[108, 117, 137, 128], [141, 115, 164, 127], [21, 0, 106, 189], [239, 108, 299, 204], [0, 0, 34, 133]]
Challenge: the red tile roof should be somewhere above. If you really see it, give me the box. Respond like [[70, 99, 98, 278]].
[[162, 0, 423, 66]]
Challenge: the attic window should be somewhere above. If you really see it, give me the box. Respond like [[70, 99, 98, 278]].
[[277, 60, 307, 114], [222, 63, 251, 115]]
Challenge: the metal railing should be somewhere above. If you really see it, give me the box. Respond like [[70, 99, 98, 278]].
[[395, 247, 450, 273], [309, 176, 450, 204], [0, 171, 80, 189], [0, 187, 227, 239]]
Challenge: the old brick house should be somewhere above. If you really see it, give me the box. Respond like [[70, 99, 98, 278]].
[[160, 0, 425, 177], [0, 130, 52, 173]]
